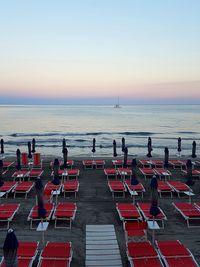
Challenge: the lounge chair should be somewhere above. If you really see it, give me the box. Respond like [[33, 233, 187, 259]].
[[2, 161, 14, 170], [0, 241, 39, 267], [154, 168, 171, 180], [118, 168, 132, 179], [37, 242, 72, 267], [168, 160, 185, 169], [104, 168, 118, 179], [50, 160, 74, 170], [27, 203, 54, 229], [139, 168, 157, 179], [127, 241, 164, 267], [63, 181, 79, 198], [12, 181, 34, 198], [112, 159, 132, 168], [83, 159, 105, 169], [182, 169, 200, 179], [55, 169, 80, 181], [108, 181, 126, 198], [116, 203, 142, 222], [52, 202, 77, 229], [156, 240, 199, 267], [137, 202, 167, 228], [21, 152, 29, 169], [124, 179, 145, 198], [139, 159, 163, 168], [0, 182, 17, 198], [0, 203, 20, 230], [12, 169, 30, 181], [28, 169, 44, 180], [167, 181, 192, 198], [157, 181, 173, 198], [32, 153, 42, 169], [123, 221, 147, 242], [172, 202, 200, 228], [82, 160, 94, 169]]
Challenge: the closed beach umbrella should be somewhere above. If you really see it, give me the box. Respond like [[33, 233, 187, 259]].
[[62, 138, 66, 153], [150, 199, 161, 218], [52, 159, 60, 184], [146, 137, 152, 158], [123, 147, 128, 168], [121, 137, 125, 152], [35, 177, 46, 219], [3, 229, 19, 267], [177, 137, 182, 153], [16, 149, 21, 170], [28, 141, 32, 159], [1, 139, 4, 155], [32, 138, 36, 153], [131, 158, 137, 177], [0, 160, 4, 187], [113, 140, 117, 157], [131, 172, 139, 186], [164, 147, 169, 169], [131, 159, 137, 169], [63, 147, 68, 169], [149, 186, 161, 244], [191, 141, 197, 158], [92, 138, 96, 153], [186, 159, 194, 186], [150, 175, 158, 202]]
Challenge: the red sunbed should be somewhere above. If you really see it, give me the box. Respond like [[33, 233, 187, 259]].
[[154, 168, 171, 180], [137, 202, 167, 228], [37, 242, 72, 267], [156, 240, 199, 267], [27, 203, 54, 229], [12, 169, 30, 181], [108, 181, 126, 198], [139, 168, 156, 179], [63, 181, 79, 198], [172, 202, 200, 228], [118, 168, 132, 179], [0, 182, 17, 198], [104, 168, 117, 179], [52, 202, 77, 229], [157, 181, 173, 198], [167, 181, 192, 197], [124, 179, 145, 198], [0, 203, 20, 230], [116, 203, 142, 222], [13, 181, 34, 198]]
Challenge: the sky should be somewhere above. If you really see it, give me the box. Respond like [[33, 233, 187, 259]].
[[0, 0, 200, 105]]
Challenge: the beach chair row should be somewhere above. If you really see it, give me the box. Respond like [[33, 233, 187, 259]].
[[0, 180, 79, 199], [0, 202, 77, 230], [127, 240, 199, 267], [0, 241, 73, 267], [116, 202, 167, 229], [107, 179, 193, 199]]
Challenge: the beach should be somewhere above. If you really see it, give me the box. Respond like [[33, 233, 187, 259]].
[[0, 155, 200, 267]]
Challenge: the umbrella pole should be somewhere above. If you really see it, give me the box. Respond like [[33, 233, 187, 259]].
[[152, 216, 155, 245], [41, 218, 45, 246]]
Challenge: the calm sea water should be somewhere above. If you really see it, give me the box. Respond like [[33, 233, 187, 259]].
[[0, 105, 199, 158]]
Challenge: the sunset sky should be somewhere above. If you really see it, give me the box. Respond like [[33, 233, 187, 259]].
[[0, 0, 200, 104]]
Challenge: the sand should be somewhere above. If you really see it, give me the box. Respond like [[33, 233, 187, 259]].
[[0, 156, 200, 266]]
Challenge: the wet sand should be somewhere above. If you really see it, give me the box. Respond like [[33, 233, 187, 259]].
[[0, 156, 200, 266]]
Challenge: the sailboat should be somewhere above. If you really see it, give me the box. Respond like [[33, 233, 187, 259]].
[[114, 97, 120, 108]]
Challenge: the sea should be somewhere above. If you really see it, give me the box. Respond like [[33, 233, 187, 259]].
[[0, 104, 199, 158]]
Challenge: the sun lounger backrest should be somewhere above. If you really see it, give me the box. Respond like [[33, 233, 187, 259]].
[[21, 152, 28, 165], [33, 153, 41, 166]]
